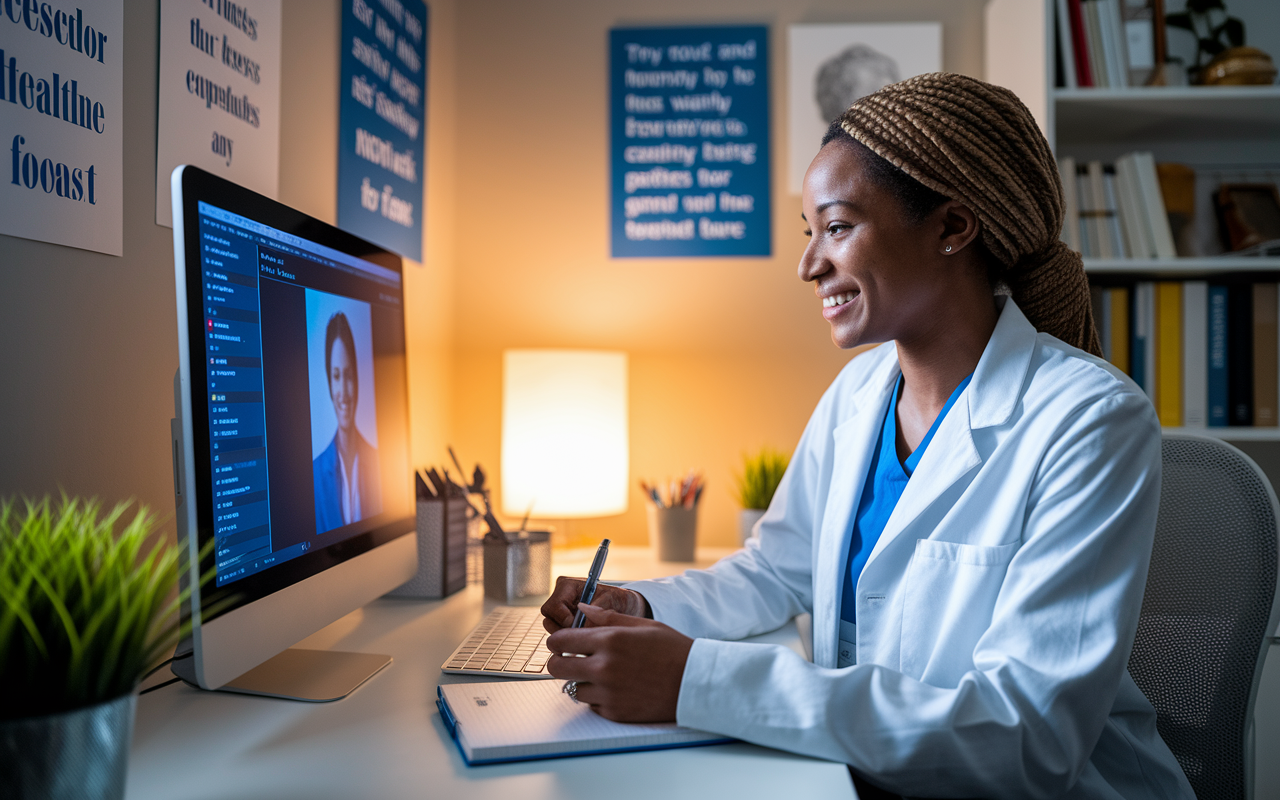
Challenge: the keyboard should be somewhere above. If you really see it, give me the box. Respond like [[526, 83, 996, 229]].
[[440, 606, 555, 678]]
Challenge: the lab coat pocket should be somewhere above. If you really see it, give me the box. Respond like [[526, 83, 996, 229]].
[[900, 539, 1019, 684]]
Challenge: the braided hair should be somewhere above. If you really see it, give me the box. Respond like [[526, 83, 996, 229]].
[[830, 72, 1101, 357]]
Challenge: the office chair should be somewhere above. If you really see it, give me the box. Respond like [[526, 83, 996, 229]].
[[1127, 434, 1280, 800]]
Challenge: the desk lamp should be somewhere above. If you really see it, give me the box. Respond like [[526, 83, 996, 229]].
[[501, 350, 629, 539]]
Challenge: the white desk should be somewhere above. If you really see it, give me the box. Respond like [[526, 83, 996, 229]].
[[126, 548, 855, 799]]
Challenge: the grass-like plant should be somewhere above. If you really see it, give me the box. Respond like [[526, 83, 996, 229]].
[[733, 448, 790, 510], [0, 497, 192, 720]]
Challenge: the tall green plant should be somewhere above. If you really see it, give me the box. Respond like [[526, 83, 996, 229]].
[[0, 497, 191, 719], [733, 448, 790, 510]]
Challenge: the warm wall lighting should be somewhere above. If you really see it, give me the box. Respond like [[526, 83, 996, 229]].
[[501, 350, 629, 518]]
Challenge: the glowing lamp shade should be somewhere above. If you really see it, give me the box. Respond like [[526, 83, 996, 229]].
[[501, 350, 629, 518]]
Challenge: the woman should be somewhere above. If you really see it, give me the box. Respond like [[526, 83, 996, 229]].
[[540, 73, 1192, 799], [313, 311, 381, 533]]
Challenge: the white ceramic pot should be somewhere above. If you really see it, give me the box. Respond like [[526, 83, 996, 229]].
[[738, 508, 766, 545]]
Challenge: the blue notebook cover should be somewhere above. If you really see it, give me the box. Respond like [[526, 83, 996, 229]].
[[437, 683, 733, 766], [1208, 285, 1229, 426]]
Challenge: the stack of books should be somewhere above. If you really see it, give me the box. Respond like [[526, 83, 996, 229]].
[[1054, 0, 1153, 88], [1059, 155, 1177, 260], [1092, 282, 1280, 428]]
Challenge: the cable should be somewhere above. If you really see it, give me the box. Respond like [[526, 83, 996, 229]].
[[140, 652, 192, 683], [139, 676, 182, 696]]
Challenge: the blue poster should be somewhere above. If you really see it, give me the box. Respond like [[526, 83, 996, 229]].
[[338, 0, 427, 262], [610, 26, 770, 258]]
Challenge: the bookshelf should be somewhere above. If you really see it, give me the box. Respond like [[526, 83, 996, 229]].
[[1043, 0, 1280, 439]]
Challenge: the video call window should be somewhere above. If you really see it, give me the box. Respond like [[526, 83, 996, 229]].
[[197, 202, 408, 587], [308, 292, 383, 534]]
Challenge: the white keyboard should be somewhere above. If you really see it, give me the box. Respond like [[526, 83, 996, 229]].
[[440, 606, 555, 678]]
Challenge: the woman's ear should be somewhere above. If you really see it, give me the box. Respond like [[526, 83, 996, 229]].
[[937, 201, 981, 256]]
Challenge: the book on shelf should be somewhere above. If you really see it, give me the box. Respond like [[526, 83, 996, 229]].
[[1227, 284, 1254, 425], [1208, 286, 1229, 426], [1059, 153, 1177, 260], [1156, 282, 1182, 427], [1093, 280, 1280, 428], [1055, 0, 1156, 89], [1183, 282, 1208, 427]]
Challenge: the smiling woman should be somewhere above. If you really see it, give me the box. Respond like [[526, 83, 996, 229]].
[[539, 73, 1193, 800]]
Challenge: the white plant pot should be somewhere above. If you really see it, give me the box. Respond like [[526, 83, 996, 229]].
[[738, 509, 767, 545]]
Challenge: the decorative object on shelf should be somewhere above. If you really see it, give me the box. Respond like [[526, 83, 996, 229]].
[[1156, 163, 1197, 257], [1162, 0, 1274, 85], [0, 498, 197, 800], [1215, 184, 1280, 252], [1199, 46, 1278, 86], [732, 448, 789, 545]]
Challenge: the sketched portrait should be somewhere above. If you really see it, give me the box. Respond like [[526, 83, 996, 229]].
[[814, 44, 900, 124]]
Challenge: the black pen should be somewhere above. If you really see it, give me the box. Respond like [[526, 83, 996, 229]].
[[572, 539, 611, 628]]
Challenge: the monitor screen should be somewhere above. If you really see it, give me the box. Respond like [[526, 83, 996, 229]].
[[176, 168, 413, 610]]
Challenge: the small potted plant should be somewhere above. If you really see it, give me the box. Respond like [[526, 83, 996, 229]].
[[732, 448, 789, 545], [0, 497, 191, 800]]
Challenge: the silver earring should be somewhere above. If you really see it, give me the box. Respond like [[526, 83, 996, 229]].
[[945, 245, 952, 253]]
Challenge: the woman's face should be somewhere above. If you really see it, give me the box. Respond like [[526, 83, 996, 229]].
[[798, 142, 950, 350], [328, 339, 357, 433]]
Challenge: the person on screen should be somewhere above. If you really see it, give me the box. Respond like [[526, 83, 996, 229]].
[[313, 312, 381, 532]]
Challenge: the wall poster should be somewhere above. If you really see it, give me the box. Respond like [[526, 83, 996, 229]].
[[788, 24, 941, 195], [610, 26, 770, 259], [1, 0, 123, 255], [337, 0, 427, 263], [155, 0, 281, 227]]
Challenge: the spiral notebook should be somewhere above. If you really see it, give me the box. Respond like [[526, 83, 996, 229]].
[[436, 680, 732, 765]]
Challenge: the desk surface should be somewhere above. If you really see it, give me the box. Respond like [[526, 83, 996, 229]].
[[126, 548, 855, 800]]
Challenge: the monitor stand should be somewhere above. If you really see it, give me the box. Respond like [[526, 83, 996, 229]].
[[215, 648, 392, 703]]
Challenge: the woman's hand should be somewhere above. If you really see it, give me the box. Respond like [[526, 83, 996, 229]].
[[540, 576, 650, 633], [546, 604, 693, 722]]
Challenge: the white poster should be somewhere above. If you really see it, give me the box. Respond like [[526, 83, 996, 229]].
[[788, 24, 942, 195], [155, 0, 280, 227], [0, 1, 123, 255]]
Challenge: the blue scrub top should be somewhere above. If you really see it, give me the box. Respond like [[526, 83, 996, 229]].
[[839, 372, 973, 624]]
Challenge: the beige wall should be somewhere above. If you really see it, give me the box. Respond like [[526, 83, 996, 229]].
[[0, 0, 457, 537], [0, 0, 985, 551], [448, 0, 988, 547]]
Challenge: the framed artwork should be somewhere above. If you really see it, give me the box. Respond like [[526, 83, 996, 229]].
[[788, 23, 942, 195]]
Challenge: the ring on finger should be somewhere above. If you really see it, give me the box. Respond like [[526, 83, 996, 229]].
[[562, 680, 580, 703]]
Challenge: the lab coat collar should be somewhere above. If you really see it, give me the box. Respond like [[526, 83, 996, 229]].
[[863, 295, 1037, 568], [967, 295, 1037, 430], [813, 297, 1038, 665], [812, 351, 899, 667]]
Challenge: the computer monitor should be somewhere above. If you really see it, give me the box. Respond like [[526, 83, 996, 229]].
[[169, 165, 417, 701]]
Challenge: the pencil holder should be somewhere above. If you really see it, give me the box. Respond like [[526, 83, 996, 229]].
[[483, 530, 552, 601], [648, 505, 698, 562], [386, 497, 468, 599]]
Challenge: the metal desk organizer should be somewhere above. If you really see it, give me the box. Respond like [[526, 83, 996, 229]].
[[483, 530, 551, 601], [385, 495, 468, 599]]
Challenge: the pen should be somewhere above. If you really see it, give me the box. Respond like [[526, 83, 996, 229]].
[[572, 538, 611, 628]]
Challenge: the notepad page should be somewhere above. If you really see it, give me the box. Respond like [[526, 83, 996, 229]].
[[439, 680, 727, 762]]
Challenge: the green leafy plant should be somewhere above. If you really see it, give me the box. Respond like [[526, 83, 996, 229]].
[[733, 448, 790, 510], [0, 497, 195, 720]]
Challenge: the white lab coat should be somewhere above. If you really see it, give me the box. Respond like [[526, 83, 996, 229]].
[[630, 298, 1194, 800]]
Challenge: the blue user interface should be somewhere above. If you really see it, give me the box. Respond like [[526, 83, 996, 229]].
[[197, 201, 404, 586]]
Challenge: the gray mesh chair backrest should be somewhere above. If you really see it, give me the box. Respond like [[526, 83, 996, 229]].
[[1128, 435, 1280, 800]]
